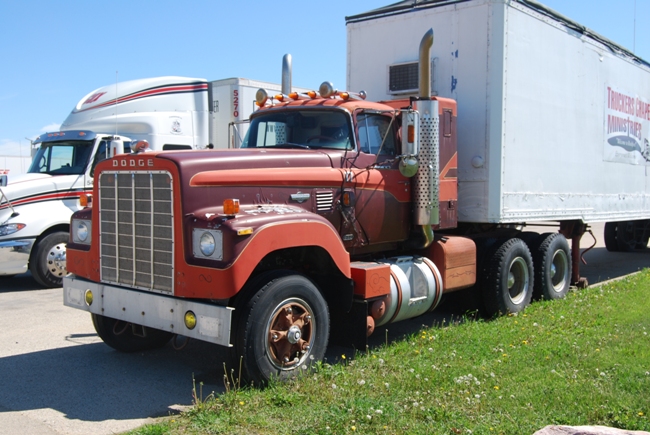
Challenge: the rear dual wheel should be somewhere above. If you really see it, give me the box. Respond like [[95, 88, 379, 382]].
[[532, 233, 571, 301], [482, 238, 533, 316]]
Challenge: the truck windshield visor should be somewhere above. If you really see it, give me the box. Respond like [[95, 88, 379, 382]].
[[242, 110, 353, 150], [28, 140, 94, 175]]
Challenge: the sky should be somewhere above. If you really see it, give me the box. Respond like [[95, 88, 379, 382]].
[[1, 0, 648, 174]]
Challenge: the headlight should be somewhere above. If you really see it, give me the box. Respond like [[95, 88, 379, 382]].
[[0, 223, 26, 236], [192, 229, 223, 260], [200, 232, 215, 256], [72, 219, 92, 244]]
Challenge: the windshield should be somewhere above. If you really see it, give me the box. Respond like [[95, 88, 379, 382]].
[[242, 109, 353, 150], [28, 140, 94, 175]]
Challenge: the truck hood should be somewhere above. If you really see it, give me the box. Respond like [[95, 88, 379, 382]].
[[157, 148, 343, 181], [0, 172, 86, 205]]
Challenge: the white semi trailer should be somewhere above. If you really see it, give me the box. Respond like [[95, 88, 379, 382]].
[[0, 73, 301, 287], [346, 0, 650, 286]]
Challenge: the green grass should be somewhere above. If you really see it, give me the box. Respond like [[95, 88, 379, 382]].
[[130, 271, 650, 434]]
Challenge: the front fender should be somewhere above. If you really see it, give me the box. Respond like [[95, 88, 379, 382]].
[[179, 209, 350, 299]]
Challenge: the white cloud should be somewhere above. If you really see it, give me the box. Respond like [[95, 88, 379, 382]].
[[40, 123, 61, 133]]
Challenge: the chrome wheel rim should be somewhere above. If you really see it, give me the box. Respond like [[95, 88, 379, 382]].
[[46, 242, 67, 278], [265, 297, 315, 371], [507, 257, 529, 305], [551, 249, 569, 293]]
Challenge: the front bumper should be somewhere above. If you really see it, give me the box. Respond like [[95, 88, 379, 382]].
[[63, 275, 233, 347], [0, 238, 34, 275]]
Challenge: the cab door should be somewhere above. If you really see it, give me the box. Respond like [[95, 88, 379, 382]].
[[342, 111, 411, 251]]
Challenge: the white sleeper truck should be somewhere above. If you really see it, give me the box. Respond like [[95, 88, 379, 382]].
[[0, 73, 299, 287]]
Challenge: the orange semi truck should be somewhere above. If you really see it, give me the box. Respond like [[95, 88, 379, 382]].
[[63, 30, 571, 384]]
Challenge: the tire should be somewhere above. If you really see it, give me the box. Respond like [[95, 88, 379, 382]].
[[91, 314, 173, 352], [482, 238, 534, 317], [30, 231, 68, 288], [231, 273, 329, 386], [616, 221, 638, 252], [532, 233, 571, 301], [518, 231, 540, 247], [604, 222, 618, 252]]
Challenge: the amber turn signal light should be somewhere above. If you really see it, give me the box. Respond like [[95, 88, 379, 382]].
[[223, 198, 240, 216]]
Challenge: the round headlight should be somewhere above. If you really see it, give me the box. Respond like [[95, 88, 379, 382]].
[[199, 232, 216, 257], [76, 221, 89, 242]]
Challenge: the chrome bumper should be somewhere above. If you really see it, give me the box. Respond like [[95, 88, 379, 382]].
[[0, 238, 34, 275], [63, 275, 233, 347]]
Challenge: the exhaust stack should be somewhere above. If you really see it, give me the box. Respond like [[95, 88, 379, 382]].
[[282, 54, 292, 95], [413, 28, 440, 248], [419, 29, 433, 98]]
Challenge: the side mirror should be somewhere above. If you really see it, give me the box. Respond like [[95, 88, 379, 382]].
[[399, 110, 419, 177]]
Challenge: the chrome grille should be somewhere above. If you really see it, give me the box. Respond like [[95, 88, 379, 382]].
[[99, 171, 174, 293]]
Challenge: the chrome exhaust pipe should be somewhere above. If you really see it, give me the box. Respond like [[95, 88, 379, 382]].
[[282, 54, 292, 95], [419, 28, 433, 99], [413, 28, 439, 248]]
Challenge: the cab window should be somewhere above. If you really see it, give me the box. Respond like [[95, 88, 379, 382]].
[[356, 113, 397, 155]]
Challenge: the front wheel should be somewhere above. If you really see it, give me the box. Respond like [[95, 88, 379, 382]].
[[91, 314, 173, 352], [482, 238, 534, 317], [30, 231, 68, 288], [232, 273, 330, 386]]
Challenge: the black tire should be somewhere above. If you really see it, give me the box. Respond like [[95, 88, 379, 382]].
[[616, 221, 638, 252], [638, 235, 650, 250], [518, 231, 541, 247], [91, 314, 173, 352], [532, 233, 571, 301], [231, 273, 329, 386], [604, 222, 619, 252], [30, 231, 68, 288], [482, 238, 534, 317]]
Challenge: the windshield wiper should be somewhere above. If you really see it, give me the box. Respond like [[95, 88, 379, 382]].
[[271, 143, 312, 150]]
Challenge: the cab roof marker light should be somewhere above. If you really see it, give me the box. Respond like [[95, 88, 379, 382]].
[[288, 92, 309, 100], [274, 93, 290, 103], [347, 90, 367, 101]]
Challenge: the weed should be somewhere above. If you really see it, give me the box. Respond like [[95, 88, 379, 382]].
[[129, 270, 650, 435]]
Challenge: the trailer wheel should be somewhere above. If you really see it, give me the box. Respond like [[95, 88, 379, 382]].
[[482, 238, 533, 316], [616, 221, 639, 252], [533, 233, 571, 301], [232, 273, 329, 386], [30, 231, 68, 288], [91, 314, 173, 352], [604, 222, 619, 252]]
